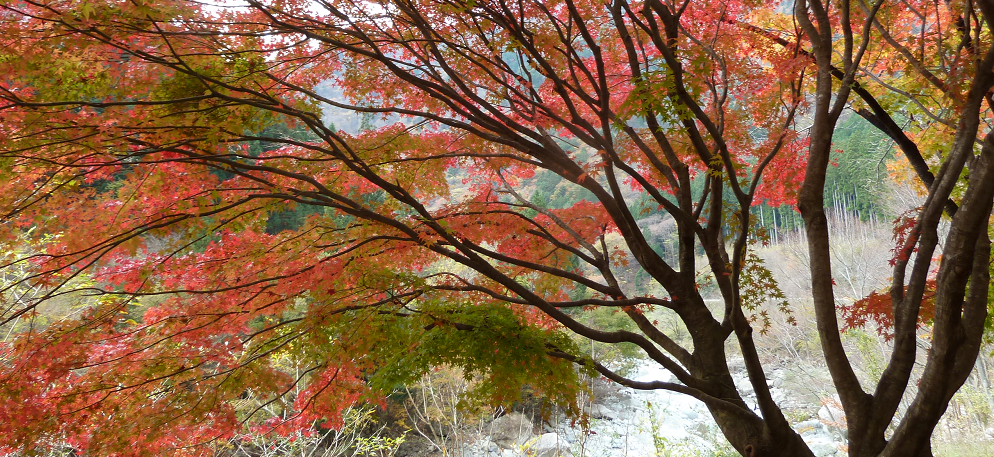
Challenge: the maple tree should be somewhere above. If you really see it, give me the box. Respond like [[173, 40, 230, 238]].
[[1, 0, 993, 456]]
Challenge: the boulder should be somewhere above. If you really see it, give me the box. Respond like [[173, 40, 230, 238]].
[[490, 412, 535, 448], [818, 402, 846, 430], [588, 403, 613, 419]]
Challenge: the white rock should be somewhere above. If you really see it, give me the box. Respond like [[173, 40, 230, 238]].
[[794, 419, 828, 438], [500, 448, 523, 457], [806, 438, 840, 457], [817, 400, 846, 433], [681, 409, 700, 422], [524, 433, 566, 457]]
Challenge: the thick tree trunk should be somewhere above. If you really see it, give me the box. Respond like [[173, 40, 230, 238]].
[[880, 134, 994, 457], [678, 298, 815, 457], [796, 2, 994, 456]]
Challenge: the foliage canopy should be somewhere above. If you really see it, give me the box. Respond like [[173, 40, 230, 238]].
[[1, 0, 994, 456]]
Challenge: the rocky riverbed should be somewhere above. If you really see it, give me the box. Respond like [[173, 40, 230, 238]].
[[449, 361, 847, 457]]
